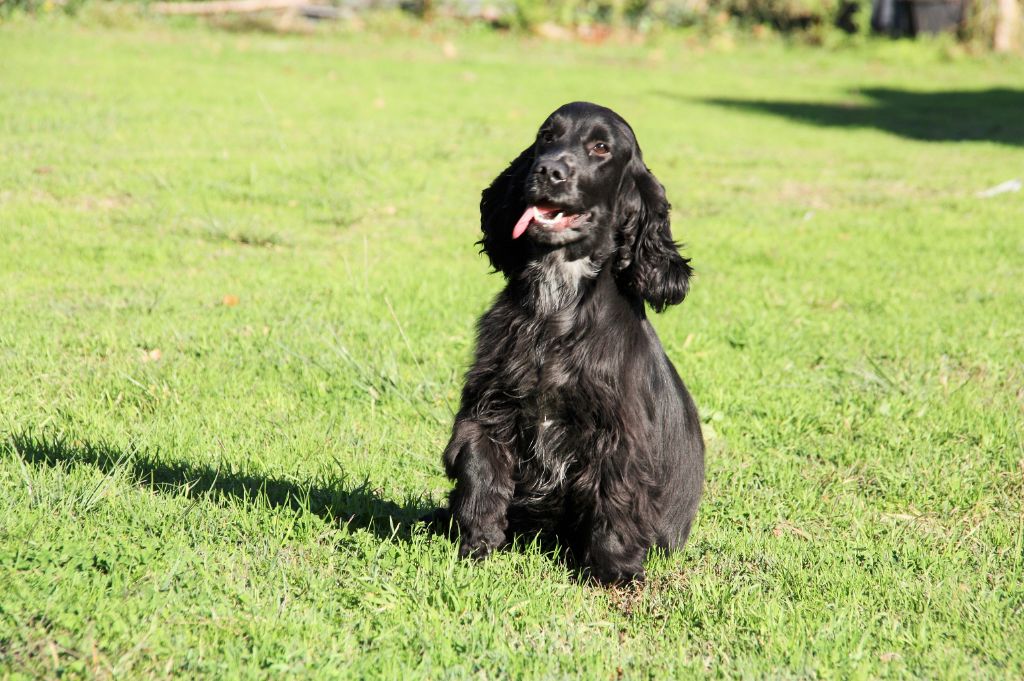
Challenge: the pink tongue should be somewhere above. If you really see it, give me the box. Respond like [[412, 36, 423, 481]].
[[512, 206, 534, 240]]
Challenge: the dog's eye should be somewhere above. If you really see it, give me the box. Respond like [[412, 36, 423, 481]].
[[591, 142, 610, 156], [541, 131, 555, 144]]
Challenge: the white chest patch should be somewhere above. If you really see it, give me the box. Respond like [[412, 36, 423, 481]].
[[525, 252, 599, 315]]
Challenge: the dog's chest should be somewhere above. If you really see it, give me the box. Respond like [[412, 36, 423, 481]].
[[514, 348, 581, 488]]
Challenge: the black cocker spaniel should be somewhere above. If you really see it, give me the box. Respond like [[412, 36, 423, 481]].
[[439, 102, 704, 585]]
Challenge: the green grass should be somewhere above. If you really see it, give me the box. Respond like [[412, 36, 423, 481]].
[[2, 17, 1023, 679]]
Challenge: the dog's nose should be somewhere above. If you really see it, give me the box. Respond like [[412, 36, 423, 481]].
[[535, 158, 573, 184]]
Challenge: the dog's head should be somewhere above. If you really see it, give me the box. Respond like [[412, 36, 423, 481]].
[[479, 101, 692, 312]]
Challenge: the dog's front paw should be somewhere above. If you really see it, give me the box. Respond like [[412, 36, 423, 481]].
[[458, 527, 505, 560], [585, 533, 647, 585], [589, 562, 646, 586]]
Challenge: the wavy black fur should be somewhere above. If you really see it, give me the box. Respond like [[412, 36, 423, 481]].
[[439, 102, 704, 584]]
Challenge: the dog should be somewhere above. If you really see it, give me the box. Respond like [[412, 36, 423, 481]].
[[438, 102, 704, 584]]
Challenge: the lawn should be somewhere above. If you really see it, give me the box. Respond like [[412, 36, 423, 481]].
[[1, 16, 1022, 679]]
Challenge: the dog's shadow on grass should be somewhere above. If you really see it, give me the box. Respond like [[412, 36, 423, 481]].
[[10, 433, 644, 586], [9, 432, 440, 542]]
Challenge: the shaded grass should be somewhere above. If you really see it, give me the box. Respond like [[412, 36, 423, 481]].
[[1, 18, 1023, 679], [702, 87, 1024, 146]]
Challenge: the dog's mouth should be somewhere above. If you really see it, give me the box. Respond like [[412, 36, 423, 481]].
[[512, 204, 586, 240]]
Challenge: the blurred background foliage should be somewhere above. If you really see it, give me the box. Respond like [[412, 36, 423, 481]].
[[0, 0, 1019, 54]]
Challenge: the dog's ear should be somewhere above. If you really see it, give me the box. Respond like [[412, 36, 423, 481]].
[[479, 144, 534, 277], [614, 159, 692, 312]]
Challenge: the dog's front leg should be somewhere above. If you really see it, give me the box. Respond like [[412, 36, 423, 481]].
[[585, 520, 648, 585], [582, 472, 656, 585], [443, 420, 513, 559]]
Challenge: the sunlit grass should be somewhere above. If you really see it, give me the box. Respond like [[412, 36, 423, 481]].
[[1, 19, 1022, 679]]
